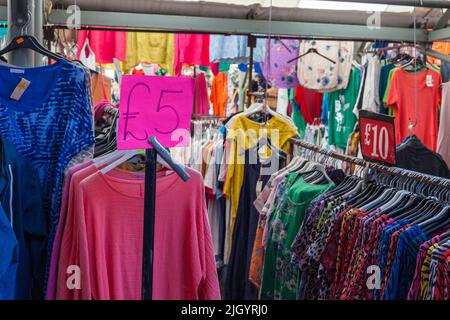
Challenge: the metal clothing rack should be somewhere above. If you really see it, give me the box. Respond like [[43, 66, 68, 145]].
[[290, 137, 450, 189], [192, 114, 227, 120]]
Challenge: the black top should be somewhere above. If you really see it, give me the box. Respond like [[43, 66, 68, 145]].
[[396, 135, 450, 178]]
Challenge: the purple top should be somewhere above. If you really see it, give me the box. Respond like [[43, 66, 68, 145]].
[[261, 39, 300, 89]]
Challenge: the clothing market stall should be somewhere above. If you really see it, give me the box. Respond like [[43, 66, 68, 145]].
[[0, 0, 449, 301]]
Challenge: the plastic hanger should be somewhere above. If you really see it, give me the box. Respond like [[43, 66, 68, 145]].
[[436, 230, 450, 246], [353, 184, 388, 208], [0, 35, 71, 63], [100, 149, 176, 176], [100, 150, 145, 174], [420, 206, 450, 234], [360, 188, 396, 212], [93, 150, 127, 167]]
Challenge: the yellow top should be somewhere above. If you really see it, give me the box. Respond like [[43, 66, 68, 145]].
[[223, 114, 297, 247], [124, 33, 174, 74]]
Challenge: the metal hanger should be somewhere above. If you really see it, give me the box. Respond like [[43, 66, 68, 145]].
[[287, 47, 336, 64]]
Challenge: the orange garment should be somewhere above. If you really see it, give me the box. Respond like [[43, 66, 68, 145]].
[[386, 68, 441, 151], [91, 73, 112, 105], [210, 72, 228, 116], [249, 227, 264, 289], [429, 42, 450, 66]]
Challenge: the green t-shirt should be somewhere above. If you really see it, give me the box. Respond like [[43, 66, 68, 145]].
[[260, 173, 334, 300], [288, 88, 306, 138], [328, 67, 362, 150]]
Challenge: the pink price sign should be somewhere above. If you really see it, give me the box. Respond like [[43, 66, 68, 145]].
[[117, 75, 194, 150]]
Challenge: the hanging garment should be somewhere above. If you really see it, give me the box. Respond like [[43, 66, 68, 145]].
[[0, 204, 17, 300], [260, 173, 334, 300], [78, 39, 97, 70], [288, 88, 306, 137], [294, 86, 323, 125], [407, 235, 441, 300], [437, 81, 450, 168], [56, 167, 220, 300], [124, 33, 174, 74], [361, 54, 381, 113], [387, 68, 442, 151], [174, 34, 210, 76], [327, 67, 363, 150], [0, 135, 46, 300], [0, 61, 95, 295], [209, 35, 266, 64], [210, 72, 228, 117], [276, 89, 289, 115], [378, 63, 395, 115], [77, 29, 126, 64], [297, 40, 353, 92], [46, 160, 95, 300], [223, 115, 297, 251], [224, 147, 282, 300], [440, 61, 450, 83], [249, 169, 290, 289], [194, 73, 211, 115], [429, 42, 450, 66], [261, 39, 300, 88], [396, 135, 450, 178], [55, 29, 77, 54], [91, 73, 112, 106]]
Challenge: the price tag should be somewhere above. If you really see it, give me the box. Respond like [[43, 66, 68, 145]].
[[359, 110, 396, 165], [117, 75, 194, 150]]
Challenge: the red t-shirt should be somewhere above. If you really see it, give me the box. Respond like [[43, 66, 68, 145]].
[[294, 86, 323, 124], [387, 68, 441, 151]]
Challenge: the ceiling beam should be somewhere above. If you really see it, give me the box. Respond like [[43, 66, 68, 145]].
[[317, 0, 450, 8], [428, 25, 450, 40], [47, 9, 429, 43]]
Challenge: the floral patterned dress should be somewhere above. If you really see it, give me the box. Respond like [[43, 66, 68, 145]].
[[260, 173, 334, 300]]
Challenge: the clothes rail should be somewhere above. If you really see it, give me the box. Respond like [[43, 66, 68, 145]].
[[192, 114, 226, 120], [290, 137, 450, 189]]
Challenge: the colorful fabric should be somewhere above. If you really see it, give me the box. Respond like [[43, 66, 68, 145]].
[[77, 29, 126, 64], [383, 225, 428, 300], [327, 67, 362, 150], [209, 35, 266, 63], [56, 168, 220, 300], [407, 236, 441, 300], [124, 33, 174, 74], [294, 86, 323, 125], [174, 34, 210, 76], [297, 40, 353, 92], [387, 68, 442, 151], [261, 174, 333, 300], [0, 61, 95, 295], [261, 39, 300, 88]]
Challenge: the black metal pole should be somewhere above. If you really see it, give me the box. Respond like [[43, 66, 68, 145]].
[[247, 35, 256, 109], [142, 148, 157, 300]]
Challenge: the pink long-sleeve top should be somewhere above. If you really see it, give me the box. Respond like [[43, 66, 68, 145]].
[[56, 167, 220, 300], [174, 34, 210, 76]]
